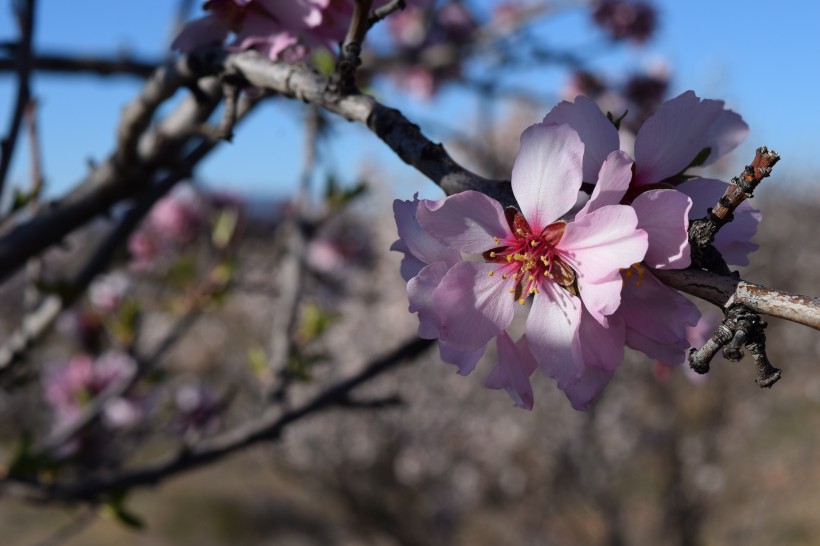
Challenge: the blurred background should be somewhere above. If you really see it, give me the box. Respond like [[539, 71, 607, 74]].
[[1, 1, 820, 545]]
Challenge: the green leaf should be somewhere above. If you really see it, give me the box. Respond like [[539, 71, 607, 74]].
[[212, 209, 239, 250], [247, 346, 268, 376], [313, 49, 336, 76], [298, 302, 340, 344]]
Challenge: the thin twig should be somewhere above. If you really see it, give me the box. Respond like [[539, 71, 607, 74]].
[[0, 50, 157, 78], [2, 337, 434, 502], [0, 0, 37, 199], [367, 0, 405, 29]]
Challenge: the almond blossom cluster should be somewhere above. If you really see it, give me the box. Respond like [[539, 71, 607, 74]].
[[173, 0, 401, 61], [393, 91, 753, 411], [43, 352, 143, 455]]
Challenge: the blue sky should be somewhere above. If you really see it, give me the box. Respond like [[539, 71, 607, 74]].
[[1, 1, 819, 202]]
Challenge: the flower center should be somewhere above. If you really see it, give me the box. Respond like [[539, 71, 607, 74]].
[[483, 208, 577, 304]]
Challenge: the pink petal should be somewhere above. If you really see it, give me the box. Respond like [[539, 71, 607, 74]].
[[676, 178, 761, 266], [542, 96, 620, 183], [562, 366, 614, 412], [389, 239, 427, 282], [484, 332, 539, 410], [634, 91, 725, 185], [558, 204, 647, 282], [171, 15, 229, 52], [631, 189, 692, 269], [417, 191, 511, 254], [407, 262, 451, 339], [701, 109, 749, 167], [526, 283, 583, 388], [577, 272, 624, 325], [578, 307, 625, 372], [432, 261, 516, 351], [578, 150, 634, 218], [511, 124, 584, 232], [393, 197, 461, 268], [439, 341, 486, 376], [620, 270, 701, 363]]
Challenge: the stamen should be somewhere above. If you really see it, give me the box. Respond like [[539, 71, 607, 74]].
[[493, 236, 500, 245], [488, 271, 494, 277], [530, 240, 539, 247], [501, 273, 508, 280], [518, 298, 526, 305], [490, 251, 496, 258]]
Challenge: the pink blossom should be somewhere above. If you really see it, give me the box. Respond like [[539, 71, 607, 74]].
[[541, 91, 753, 365], [412, 123, 648, 408], [43, 352, 139, 438], [173, 0, 404, 61], [391, 195, 486, 376]]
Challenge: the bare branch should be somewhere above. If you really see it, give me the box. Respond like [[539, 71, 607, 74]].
[[650, 267, 820, 331], [2, 337, 434, 502], [0, 50, 157, 78], [0, 0, 37, 199]]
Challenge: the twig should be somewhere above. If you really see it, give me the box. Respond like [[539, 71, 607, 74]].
[[688, 147, 780, 273], [0, 50, 157, 79], [267, 107, 320, 401], [2, 337, 434, 502], [332, 0, 373, 93], [0, 0, 37, 200], [367, 0, 405, 29], [0, 96, 262, 375], [650, 267, 820, 331]]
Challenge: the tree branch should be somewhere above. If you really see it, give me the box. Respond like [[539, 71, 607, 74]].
[[0, 0, 37, 199], [2, 337, 434, 502]]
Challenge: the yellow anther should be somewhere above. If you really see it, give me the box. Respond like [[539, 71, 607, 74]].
[[544, 271, 552, 277], [490, 251, 497, 258], [530, 240, 539, 247], [508, 288, 515, 294], [488, 271, 494, 277], [518, 298, 526, 305], [528, 275, 535, 281], [501, 273, 508, 280], [513, 253, 525, 261], [624, 268, 633, 278], [513, 273, 519, 279], [506, 255, 513, 262], [493, 236, 500, 245]]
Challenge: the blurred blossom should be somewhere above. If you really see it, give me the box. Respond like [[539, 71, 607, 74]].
[[57, 310, 105, 352], [592, 0, 657, 44], [88, 271, 131, 313], [387, 7, 427, 48], [148, 185, 207, 245], [435, 3, 478, 42], [173, 0, 419, 61], [174, 385, 221, 433], [391, 65, 439, 100], [44, 352, 139, 439], [128, 184, 208, 269]]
